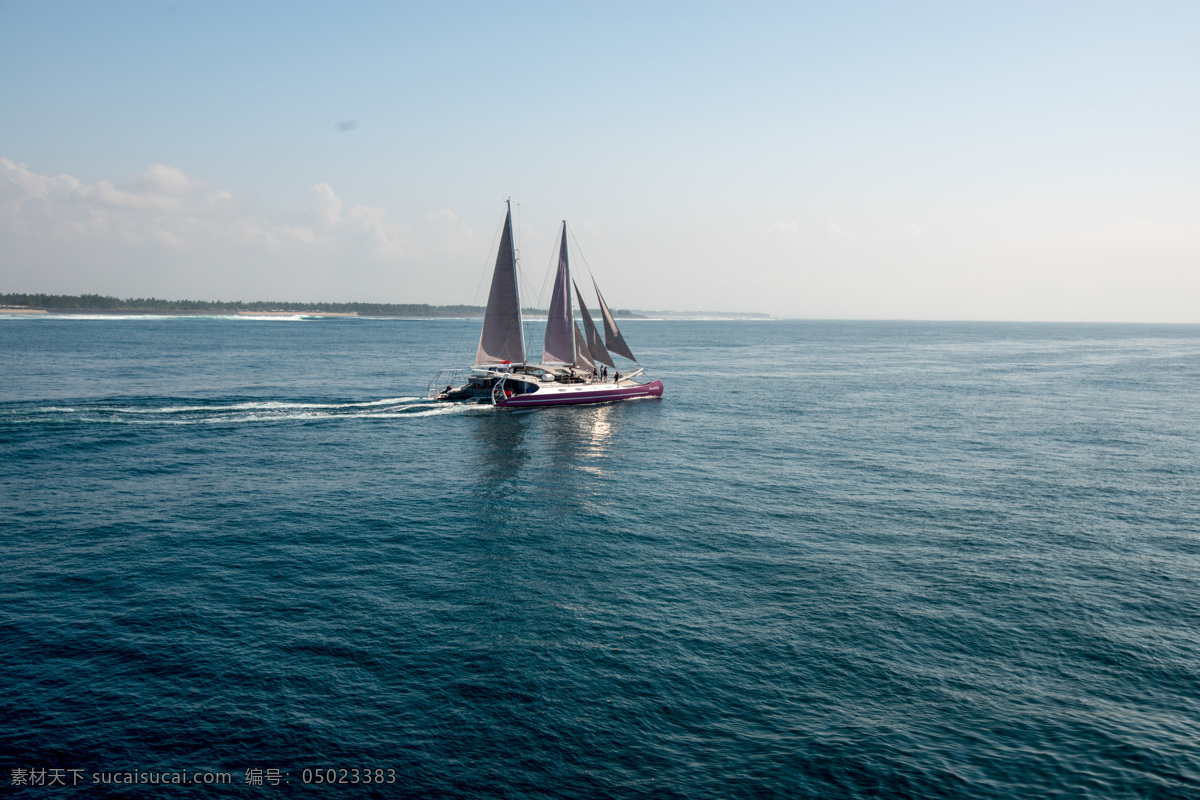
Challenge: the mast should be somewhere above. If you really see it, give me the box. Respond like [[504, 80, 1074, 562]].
[[563, 222, 574, 360], [512, 200, 526, 364], [541, 221, 575, 365]]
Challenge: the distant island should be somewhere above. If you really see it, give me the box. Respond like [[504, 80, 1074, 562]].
[[1, 293, 769, 319]]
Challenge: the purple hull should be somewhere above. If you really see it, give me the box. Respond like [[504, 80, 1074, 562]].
[[496, 379, 663, 408]]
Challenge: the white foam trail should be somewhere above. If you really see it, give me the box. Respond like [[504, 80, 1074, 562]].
[[5, 396, 491, 426], [115, 397, 422, 414], [153, 404, 488, 424], [102, 395, 422, 412]]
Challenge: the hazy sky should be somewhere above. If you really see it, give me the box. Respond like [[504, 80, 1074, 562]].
[[2, 1, 1198, 320]]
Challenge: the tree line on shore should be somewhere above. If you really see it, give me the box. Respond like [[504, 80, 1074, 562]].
[[1, 293, 766, 318], [0, 293, 492, 316]]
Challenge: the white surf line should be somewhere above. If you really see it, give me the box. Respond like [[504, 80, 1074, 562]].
[[10, 397, 474, 425], [109, 397, 423, 414]]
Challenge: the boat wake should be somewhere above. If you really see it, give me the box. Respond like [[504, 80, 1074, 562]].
[[1, 397, 489, 426]]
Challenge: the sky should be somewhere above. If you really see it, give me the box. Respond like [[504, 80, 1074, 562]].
[[1, 1, 1198, 320]]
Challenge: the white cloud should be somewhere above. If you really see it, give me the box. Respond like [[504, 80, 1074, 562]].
[[346, 203, 410, 259], [0, 158, 472, 302], [307, 182, 343, 228], [0, 158, 427, 261], [1, 158, 244, 243], [127, 164, 196, 196], [6, 157, 1199, 320]]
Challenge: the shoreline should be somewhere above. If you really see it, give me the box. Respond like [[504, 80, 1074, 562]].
[[1, 307, 767, 320], [0, 309, 362, 317]]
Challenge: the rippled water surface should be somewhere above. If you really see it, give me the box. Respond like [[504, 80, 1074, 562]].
[[2, 317, 1198, 798]]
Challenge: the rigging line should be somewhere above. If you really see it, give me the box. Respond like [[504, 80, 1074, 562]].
[[532, 222, 559, 311], [515, 259, 543, 362], [565, 223, 601, 311], [515, 202, 553, 310], [565, 222, 595, 279], [473, 210, 507, 305], [516, 202, 562, 222], [511, 203, 552, 309], [455, 209, 506, 360], [516, 202, 567, 359], [531, 223, 566, 362]]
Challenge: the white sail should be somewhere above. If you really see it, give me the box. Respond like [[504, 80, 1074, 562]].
[[541, 223, 575, 364], [430, 201, 663, 408], [593, 278, 637, 363], [573, 321, 595, 372], [574, 279, 615, 368], [475, 203, 526, 365]]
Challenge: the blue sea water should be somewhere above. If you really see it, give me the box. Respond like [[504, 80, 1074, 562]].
[[1, 316, 1198, 798]]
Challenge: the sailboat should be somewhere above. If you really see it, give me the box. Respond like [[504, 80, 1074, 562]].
[[429, 201, 664, 408]]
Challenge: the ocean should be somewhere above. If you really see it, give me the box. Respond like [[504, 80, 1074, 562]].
[[2, 316, 1198, 798]]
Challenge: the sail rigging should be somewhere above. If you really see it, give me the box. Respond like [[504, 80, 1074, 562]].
[[573, 279, 615, 368], [573, 321, 595, 371], [541, 222, 575, 364], [475, 202, 526, 366], [593, 278, 637, 363], [431, 200, 662, 408]]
